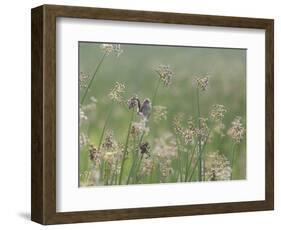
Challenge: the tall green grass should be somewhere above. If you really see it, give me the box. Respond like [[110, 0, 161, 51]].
[[79, 43, 246, 186]]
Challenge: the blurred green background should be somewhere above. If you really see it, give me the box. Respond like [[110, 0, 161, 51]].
[[79, 42, 246, 180]]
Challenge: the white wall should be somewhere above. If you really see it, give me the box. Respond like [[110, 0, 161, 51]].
[[0, 0, 279, 228]]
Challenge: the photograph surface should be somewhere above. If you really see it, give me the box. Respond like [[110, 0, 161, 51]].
[[79, 42, 246, 187]]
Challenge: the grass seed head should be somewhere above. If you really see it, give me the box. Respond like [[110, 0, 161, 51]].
[[213, 122, 226, 137], [79, 72, 89, 88], [127, 96, 140, 110], [153, 133, 177, 180], [155, 64, 175, 87], [152, 105, 167, 123], [140, 158, 154, 176], [102, 130, 117, 150], [173, 113, 184, 134], [196, 75, 209, 91], [100, 43, 123, 57], [80, 132, 89, 147], [227, 116, 246, 143], [108, 82, 126, 103], [131, 118, 150, 137], [80, 108, 88, 124], [89, 144, 102, 164], [204, 151, 232, 181], [195, 117, 209, 142], [210, 104, 227, 122]]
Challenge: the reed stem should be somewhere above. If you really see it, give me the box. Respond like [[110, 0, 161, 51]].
[[118, 109, 135, 185], [230, 142, 237, 180], [175, 135, 183, 182], [98, 103, 114, 182], [126, 136, 137, 184], [80, 53, 106, 105], [196, 87, 203, 181], [184, 142, 198, 182], [98, 102, 114, 150], [188, 127, 212, 182], [133, 154, 144, 184], [152, 77, 161, 106]]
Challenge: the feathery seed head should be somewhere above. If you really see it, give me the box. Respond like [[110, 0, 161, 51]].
[[80, 132, 89, 147], [108, 82, 125, 103], [152, 105, 167, 123], [196, 76, 209, 91], [89, 144, 102, 164], [79, 72, 89, 88], [102, 130, 117, 150], [210, 104, 227, 122], [155, 64, 175, 87], [173, 113, 184, 134], [100, 43, 123, 57], [195, 117, 209, 142], [127, 96, 139, 110], [131, 118, 149, 137], [227, 116, 246, 143], [204, 151, 232, 181], [80, 108, 88, 124]]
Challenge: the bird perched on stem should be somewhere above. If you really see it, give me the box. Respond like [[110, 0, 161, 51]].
[[127, 96, 152, 119]]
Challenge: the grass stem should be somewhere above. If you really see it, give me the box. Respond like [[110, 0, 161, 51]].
[[188, 127, 212, 182], [126, 136, 137, 184], [184, 142, 198, 182], [80, 53, 107, 105], [118, 109, 135, 185], [175, 135, 183, 182], [98, 102, 114, 150], [152, 77, 161, 106], [230, 142, 237, 180], [196, 87, 203, 181], [98, 102, 114, 182], [133, 154, 144, 184]]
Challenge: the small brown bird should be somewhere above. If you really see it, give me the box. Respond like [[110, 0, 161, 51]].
[[138, 98, 151, 118], [128, 96, 152, 119]]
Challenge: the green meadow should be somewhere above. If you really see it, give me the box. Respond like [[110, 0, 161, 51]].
[[79, 43, 246, 186]]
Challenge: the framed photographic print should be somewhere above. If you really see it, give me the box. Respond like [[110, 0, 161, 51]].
[[31, 4, 274, 225]]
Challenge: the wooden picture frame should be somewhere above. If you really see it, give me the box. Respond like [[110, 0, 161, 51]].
[[31, 4, 274, 225]]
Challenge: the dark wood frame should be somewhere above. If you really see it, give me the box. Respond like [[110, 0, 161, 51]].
[[31, 4, 274, 225]]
